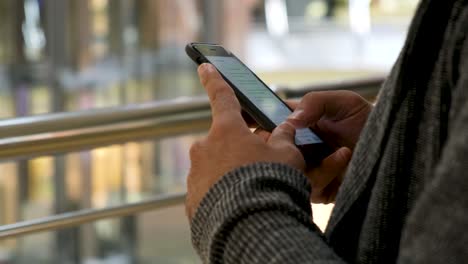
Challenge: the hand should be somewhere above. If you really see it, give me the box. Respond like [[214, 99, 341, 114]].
[[186, 64, 306, 220], [249, 91, 372, 203], [288, 91, 373, 203], [288, 91, 372, 150]]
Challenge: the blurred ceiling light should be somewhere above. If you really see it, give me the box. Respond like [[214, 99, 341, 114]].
[[265, 0, 289, 37], [349, 0, 371, 35]]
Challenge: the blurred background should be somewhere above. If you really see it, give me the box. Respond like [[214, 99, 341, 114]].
[[0, 0, 418, 263]]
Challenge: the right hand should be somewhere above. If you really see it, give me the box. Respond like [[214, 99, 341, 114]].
[[288, 90, 372, 150], [287, 90, 372, 203]]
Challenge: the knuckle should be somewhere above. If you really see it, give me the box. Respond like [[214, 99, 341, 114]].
[[207, 129, 225, 143], [254, 129, 271, 141], [303, 91, 327, 105], [211, 115, 238, 131], [284, 143, 300, 154], [273, 141, 298, 154], [208, 79, 229, 94], [274, 124, 295, 139], [189, 140, 204, 158], [303, 92, 317, 103], [296, 93, 316, 113], [282, 122, 296, 133], [213, 88, 236, 106]]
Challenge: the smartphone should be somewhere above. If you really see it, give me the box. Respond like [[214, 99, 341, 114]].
[[186, 43, 332, 165]]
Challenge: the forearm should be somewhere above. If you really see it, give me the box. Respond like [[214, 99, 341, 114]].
[[190, 163, 345, 263]]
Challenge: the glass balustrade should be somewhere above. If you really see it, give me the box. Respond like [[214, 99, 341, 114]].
[[0, 133, 205, 263], [0, 134, 203, 225], [0, 205, 200, 264]]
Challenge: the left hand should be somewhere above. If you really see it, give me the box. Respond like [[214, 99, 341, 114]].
[[186, 63, 306, 220]]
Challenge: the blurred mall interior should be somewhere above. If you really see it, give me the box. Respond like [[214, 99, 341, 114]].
[[0, 0, 418, 263]]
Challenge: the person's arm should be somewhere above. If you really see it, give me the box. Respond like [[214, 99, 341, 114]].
[[188, 65, 468, 263], [191, 129, 468, 264], [191, 163, 346, 263], [397, 39, 468, 263], [185, 63, 350, 263]]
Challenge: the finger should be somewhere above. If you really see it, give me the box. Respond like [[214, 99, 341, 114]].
[[287, 91, 352, 128], [309, 147, 351, 204], [254, 127, 271, 142], [268, 122, 296, 146], [308, 147, 352, 190], [311, 176, 342, 204], [285, 99, 300, 110], [198, 64, 245, 125]]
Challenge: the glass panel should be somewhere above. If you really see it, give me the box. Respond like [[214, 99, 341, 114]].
[[0, 204, 200, 264], [0, 134, 203, 224]]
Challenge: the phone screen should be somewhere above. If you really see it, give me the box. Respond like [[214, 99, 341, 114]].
[[200, 52, 322, 146]]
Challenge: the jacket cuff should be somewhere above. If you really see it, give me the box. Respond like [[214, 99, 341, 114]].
[[190, 162, 312, 263]]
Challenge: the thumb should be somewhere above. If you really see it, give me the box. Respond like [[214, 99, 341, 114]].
[[309, 147, 352, 187], [198, 63, 243, 122], [322, 147, 352, 169]]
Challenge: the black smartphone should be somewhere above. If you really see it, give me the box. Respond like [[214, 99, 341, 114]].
[[186, 42, 332, 165]]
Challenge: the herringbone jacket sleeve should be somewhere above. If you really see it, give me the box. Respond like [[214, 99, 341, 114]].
[[190, 163, 346, 264]]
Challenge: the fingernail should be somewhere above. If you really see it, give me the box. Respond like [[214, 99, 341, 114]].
[[288, 109, 304, 120], [201, 63, 214, 74], [287, 109, 307, 128], [280, 121, 295, 131]]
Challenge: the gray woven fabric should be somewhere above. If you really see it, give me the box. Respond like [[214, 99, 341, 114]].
[[190, 0, 468, 263]]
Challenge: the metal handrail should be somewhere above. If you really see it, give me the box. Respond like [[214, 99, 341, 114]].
[[0, 96, 212, 161], [0, 193, 186, 239], [0, 76, 385, 161], [0, 76, 385, 238], [0, 76, 385, 139], [276, 75, 385, 100], [0, 96, 211, 138], [0, 111, 212, 161]]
